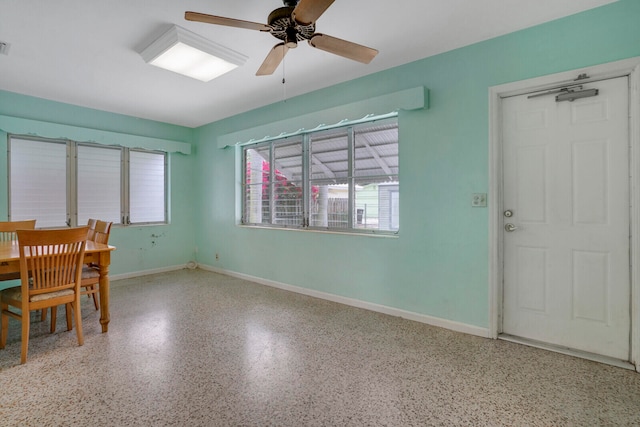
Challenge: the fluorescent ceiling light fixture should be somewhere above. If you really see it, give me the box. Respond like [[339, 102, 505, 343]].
[[141, 25, 247, 82]]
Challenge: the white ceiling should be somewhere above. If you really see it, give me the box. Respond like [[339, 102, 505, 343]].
[[0, 0, 616, 128]]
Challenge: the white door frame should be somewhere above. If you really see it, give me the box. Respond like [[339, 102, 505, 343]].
[[488, 57, 640, 371]]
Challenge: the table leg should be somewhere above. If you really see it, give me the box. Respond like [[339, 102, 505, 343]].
[[98, 259, 111, 333]]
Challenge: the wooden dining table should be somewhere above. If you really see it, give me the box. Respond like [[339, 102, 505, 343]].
[[0, 240, 116, 333]]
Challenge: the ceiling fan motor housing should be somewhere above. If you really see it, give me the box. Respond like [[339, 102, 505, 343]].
[[268, 6, 315, 45]]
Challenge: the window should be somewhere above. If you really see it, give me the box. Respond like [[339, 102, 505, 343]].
[[8, 136, 167, 227], [242, 117, 399, 234], [9, 138, 67, 228], [77, 144, 121, 225], [129, 150, 167, 223]]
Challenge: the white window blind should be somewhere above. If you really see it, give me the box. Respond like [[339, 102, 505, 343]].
[[77, 144, 121, 225], [129, 150, 166, 223], [9, 138, 67, 228]]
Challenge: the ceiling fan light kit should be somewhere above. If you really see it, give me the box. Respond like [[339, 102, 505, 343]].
[[185, 0, 378, 76], [140, 25, 248, 82]]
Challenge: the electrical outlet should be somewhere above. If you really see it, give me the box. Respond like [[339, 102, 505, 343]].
[[472, 193, 487, 207], [215, 253, 219, 260]]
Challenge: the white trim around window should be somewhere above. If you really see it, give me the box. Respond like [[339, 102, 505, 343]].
[[8, 135, 168, 227], [241, 116, 399, 235]]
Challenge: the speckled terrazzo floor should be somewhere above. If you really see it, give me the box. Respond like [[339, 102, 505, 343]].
[[0, 269, 639, 426]]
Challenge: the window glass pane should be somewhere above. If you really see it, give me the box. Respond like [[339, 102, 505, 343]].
[[354, 122, 399, 232], [310, 129, 349, 180], [354, 178, 399, 232], [309, 181, 350, 228], [309, 129, 350, 228], [129, 150, 166, 223], [354, 123, 399, 177], [273, 139, 303, 226], [9, 137, 67, 228], [77, 145, 121, 225], [244, 147, 270, 224]]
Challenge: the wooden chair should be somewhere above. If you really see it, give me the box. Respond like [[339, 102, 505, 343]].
[[40, 218, 96, 323], [44, 220, 112, 329], [0, 227, 88, 364], [0, 220, 36, 281], [80, 220, 112, 310]]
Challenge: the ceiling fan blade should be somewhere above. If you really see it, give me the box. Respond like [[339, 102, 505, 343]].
[[292, 0, 335, 25], [309, 34, 378, 64], [256, 43, 290, 76], [185, 11, 271, 32]]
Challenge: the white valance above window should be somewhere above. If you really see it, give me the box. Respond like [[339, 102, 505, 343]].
[[0, 115, 191, 154], [217, 86, 429, 149]]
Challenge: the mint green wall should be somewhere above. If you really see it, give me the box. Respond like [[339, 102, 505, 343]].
[[193, 0, 640, 328], [0, 1, 637, 328], [0, 91, 196, 277]]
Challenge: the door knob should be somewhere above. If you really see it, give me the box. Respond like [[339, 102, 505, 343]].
[[504, 223, 518, 232]]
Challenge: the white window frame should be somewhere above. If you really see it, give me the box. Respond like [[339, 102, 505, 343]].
[[241, 116, 399, 235], [7, 135, 168, 227]]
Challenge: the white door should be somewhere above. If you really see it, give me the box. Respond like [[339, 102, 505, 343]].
[[501, 76, 630, 360]]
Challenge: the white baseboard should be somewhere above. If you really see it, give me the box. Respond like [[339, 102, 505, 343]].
[[110, 264, 189, 282], [199, 264, 490, 339]]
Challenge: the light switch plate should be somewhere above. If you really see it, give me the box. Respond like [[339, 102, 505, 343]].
[[472, 193, 487, 207]]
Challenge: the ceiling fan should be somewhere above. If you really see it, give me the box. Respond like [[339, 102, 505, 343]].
[[185, 0, 378, 76]]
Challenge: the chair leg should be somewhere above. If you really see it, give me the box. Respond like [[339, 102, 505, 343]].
[[91, 290, 99, 311], [20, 309, 30, 364], [65, 303, 72, 331], [73, 300, 84, 346], [41, 308, 47, 322], [50, 306, 57, 333], [0, 302, 8, 349]]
